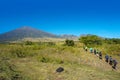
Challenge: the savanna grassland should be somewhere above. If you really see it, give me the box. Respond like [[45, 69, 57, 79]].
[[0, 40, 120, 80]]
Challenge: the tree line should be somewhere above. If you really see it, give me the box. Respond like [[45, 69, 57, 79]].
[[79, 34, 120, 46]]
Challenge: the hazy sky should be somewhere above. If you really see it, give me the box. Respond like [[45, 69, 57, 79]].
[[0, 0, 120, 38]]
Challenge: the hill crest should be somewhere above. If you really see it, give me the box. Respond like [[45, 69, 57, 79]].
[[0, 26, 59, 42]]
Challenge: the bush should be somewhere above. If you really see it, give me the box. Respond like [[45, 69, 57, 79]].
[[65, 39, 75, 46]]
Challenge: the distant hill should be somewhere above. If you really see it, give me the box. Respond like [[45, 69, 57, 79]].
[[60, 34, 78, 39], [0, 26, 59, 42]]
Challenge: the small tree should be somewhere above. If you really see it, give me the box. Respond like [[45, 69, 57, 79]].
[[65, 39, 75, 46], [79, 34, 103, 46]]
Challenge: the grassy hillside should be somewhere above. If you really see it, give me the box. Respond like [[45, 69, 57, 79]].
[[0, 42, 120, 80]]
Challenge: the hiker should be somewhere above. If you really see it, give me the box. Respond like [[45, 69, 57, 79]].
[[96, 49, 99, 57], [94, 49, 97, 55], [90, 48, 93, 53], [96, 49, 99, 54], [99, 51, 102, 59], [96, 49, 98, 53], [85, 46, 88, 52], [109, 56, 113, 65], [112, 59, 118, 69], [105, 54, 109, 63], [96, 53, 99, 57]]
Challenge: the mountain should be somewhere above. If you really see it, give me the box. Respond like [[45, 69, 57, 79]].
[[0, 26, 59, 42], [60, 34, 78, 39]]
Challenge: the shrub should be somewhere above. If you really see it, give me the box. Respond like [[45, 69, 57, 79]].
[[65, 39, 75, 46]]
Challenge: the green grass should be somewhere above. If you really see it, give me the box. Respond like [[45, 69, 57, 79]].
[[0, 42, 120, 80]]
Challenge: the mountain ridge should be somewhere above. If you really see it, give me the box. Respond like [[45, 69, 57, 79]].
[[0, 26, 78, 42], [0, 26, 59, 42]]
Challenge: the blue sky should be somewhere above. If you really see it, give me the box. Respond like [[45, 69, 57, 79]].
[[0, 0, 120, 38]]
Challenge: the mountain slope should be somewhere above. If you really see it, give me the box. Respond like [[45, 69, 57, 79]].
[[0, 26, 59, 42]]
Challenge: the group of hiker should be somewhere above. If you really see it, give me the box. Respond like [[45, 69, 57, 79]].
[[105, 54, 118, 69], [84, 46, 118, 70]]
